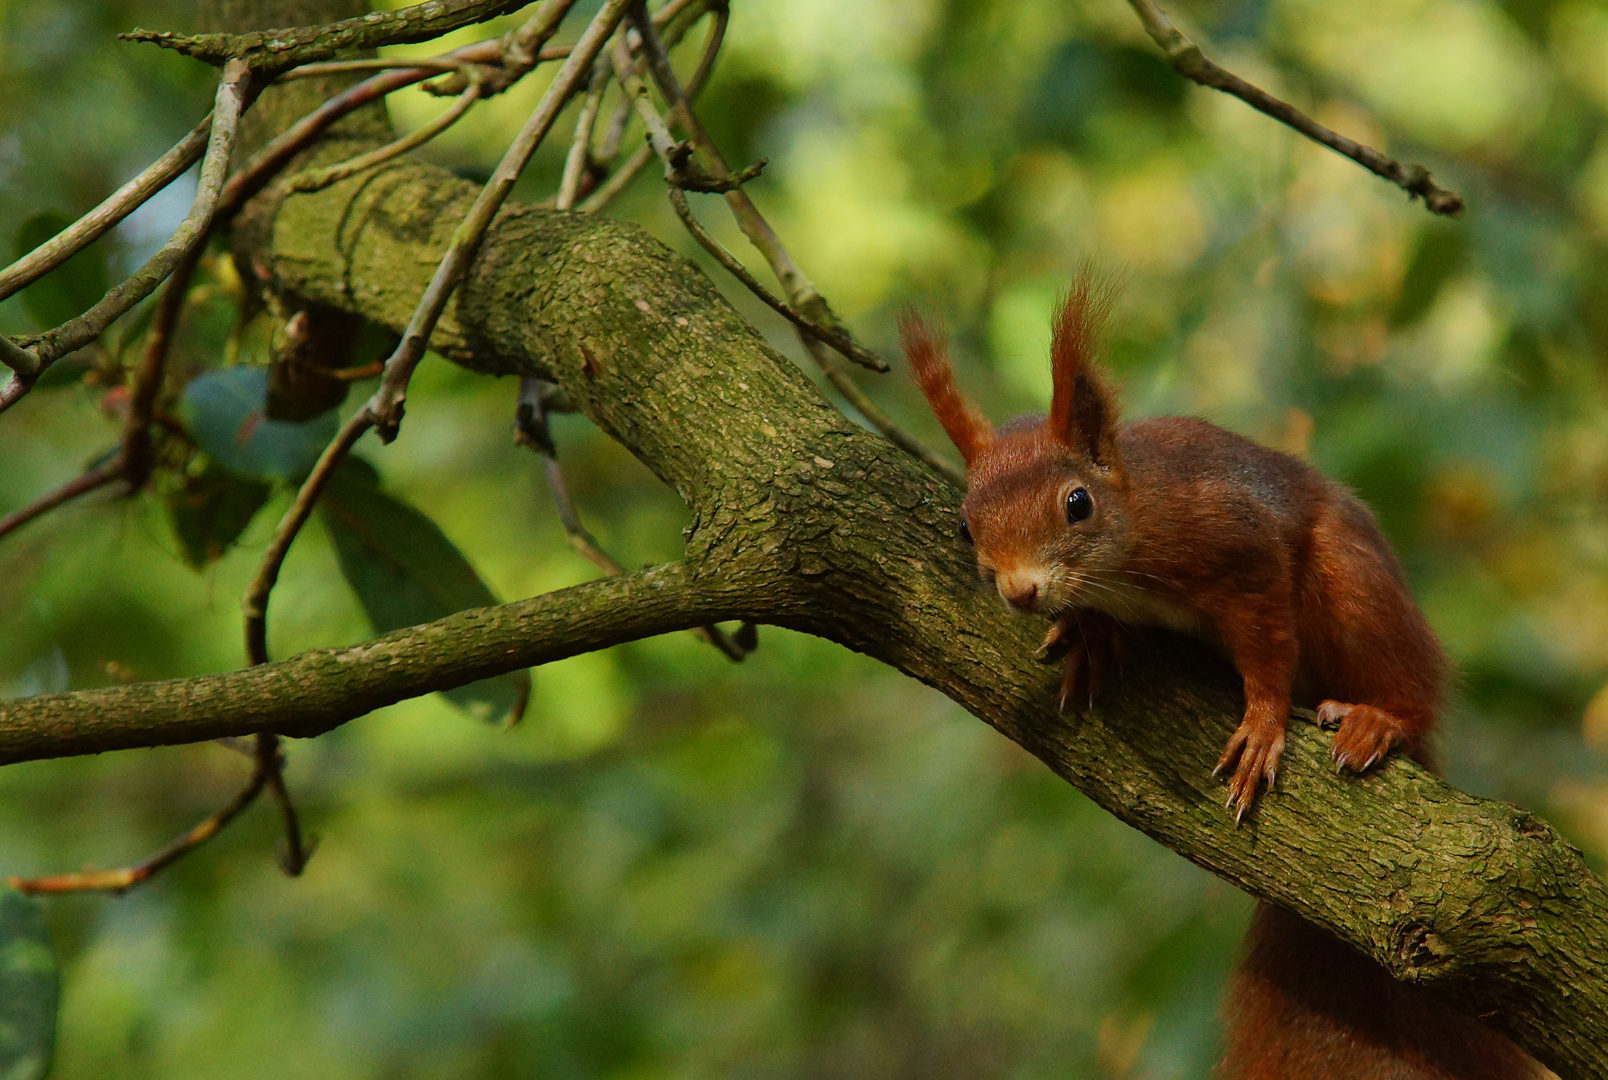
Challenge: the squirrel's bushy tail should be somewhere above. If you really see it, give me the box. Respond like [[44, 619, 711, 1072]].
[[1220, 904, 1548, 1080]]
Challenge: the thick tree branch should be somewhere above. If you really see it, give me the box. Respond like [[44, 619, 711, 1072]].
[[0, 562, 743, 764], [257, 155, 1608, 1078], [1, 88, 1601, 1080]]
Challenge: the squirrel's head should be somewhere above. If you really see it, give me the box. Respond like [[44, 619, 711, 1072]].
[[901, 272, 1130, 617]]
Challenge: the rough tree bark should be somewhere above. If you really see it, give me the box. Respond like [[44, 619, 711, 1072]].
[[2, 4, 1605, 1077]]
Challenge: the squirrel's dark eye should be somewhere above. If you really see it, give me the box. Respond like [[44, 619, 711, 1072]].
[[1065, 487, 1093, 524], [959, 520, 973, 544]]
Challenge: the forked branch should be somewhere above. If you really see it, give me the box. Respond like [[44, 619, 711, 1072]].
[[0, 57, 254, 414]]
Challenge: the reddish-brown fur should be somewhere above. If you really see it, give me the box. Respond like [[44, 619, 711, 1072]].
[[902, 275, 1545, 1079], [898, 311, 993, 466]]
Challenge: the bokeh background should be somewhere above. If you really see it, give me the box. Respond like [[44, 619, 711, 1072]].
[[3, 0, 1608, 1075]]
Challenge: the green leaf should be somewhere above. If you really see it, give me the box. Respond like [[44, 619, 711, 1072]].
[[0, 890, 58, 1080], [13, 211, 109, 332], [1389, 225, 1467, 328], [165, 460, 273, 570], [320, 457, 530, 725], [178, 367, 339, 482]]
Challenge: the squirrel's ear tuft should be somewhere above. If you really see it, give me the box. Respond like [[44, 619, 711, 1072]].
[[1048, 268, 1121, 467], [900, 309, 992, 468]]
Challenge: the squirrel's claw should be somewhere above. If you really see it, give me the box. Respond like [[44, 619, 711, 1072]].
[[1058, 647, 1082, 714], [1216, 716, 1284, 825], [1037, 616, 1074, 658], [1322, 700, 1408, 775], [1051, 611, 1124, 715]]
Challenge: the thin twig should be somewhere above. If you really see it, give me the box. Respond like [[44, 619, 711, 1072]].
[[288, 73, 484, 193], [627, 3, 816, 304], [650, 0, 709, 30], [317, 360, 384, 381], [515, 378, 624, 574], [556, 56, 613, 210], [816, 343, 963, 485], [618, 19, 961, 482], [667, 188, 888, 371], [0, 3, 701, 403], [575, 1, 725, 213], [365, 0, 634, 442], [0, 113, 213, 304], [514, 377, 751, 661], [2, 58, 254, 417], [258, 733, 314, 875], [214, 39, 562, 216], [242, 409, 374, 666], [0, 459, 125, 542], [611, 36, 682, 156], [577, 144, 653, 212], [671, 0, 727, 112], [219, 64, 444, 220], [279, 56, 465, 80], [495, 0, 585, 88], [8, 747, 270, 895], [0, 376, 28, 410], [0, 337, 39, 380], [1127, 0, 1462, 216], [595, 92, 636, 167], [120, 246, 204, 490]]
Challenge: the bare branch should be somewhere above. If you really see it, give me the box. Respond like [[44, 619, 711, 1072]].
[[667, 188, 888, 372], [121, 0, 531, 73], [1127, 0, 1463, 216], [576, 143, 652, 212], [0, 336, 40, 381], [9, 745, 269, 894], [8, 729, 308, 894], [219, 63, 446, 219], [556, 57, 613, 211], [626, 3, 816, 304], [513, 377, 752, 660], [242, 409, 374, 666], [493, 0, 584, 89], [278, 56, 465, 80], [364, 0, 634, 442], [120, 247, 204, 490], [2, 58, 254, 415], [0, 458, 125, 542], [287, 72, 484, 193], [258, 733, 314, 875], [0, 113, 212, 304], [568, 0, 724, 212], [1, 561, 742, 763], [613, 27, 960, 482]]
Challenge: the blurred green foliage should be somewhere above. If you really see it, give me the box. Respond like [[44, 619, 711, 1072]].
[[3, 0, 1608, 1076], [0, 889, 58, 1080]]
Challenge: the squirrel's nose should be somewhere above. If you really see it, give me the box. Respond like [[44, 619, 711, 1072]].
[[1000, 580, 1038, 611]]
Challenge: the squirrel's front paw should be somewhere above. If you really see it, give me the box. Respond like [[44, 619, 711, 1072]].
[[1318, 701, 1407, 773], [1213, 716, 1285, 824], [1046, 611, 1125, 714]]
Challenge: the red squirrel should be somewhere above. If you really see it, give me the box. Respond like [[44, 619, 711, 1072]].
[[901, 274, 1547, 1079]]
